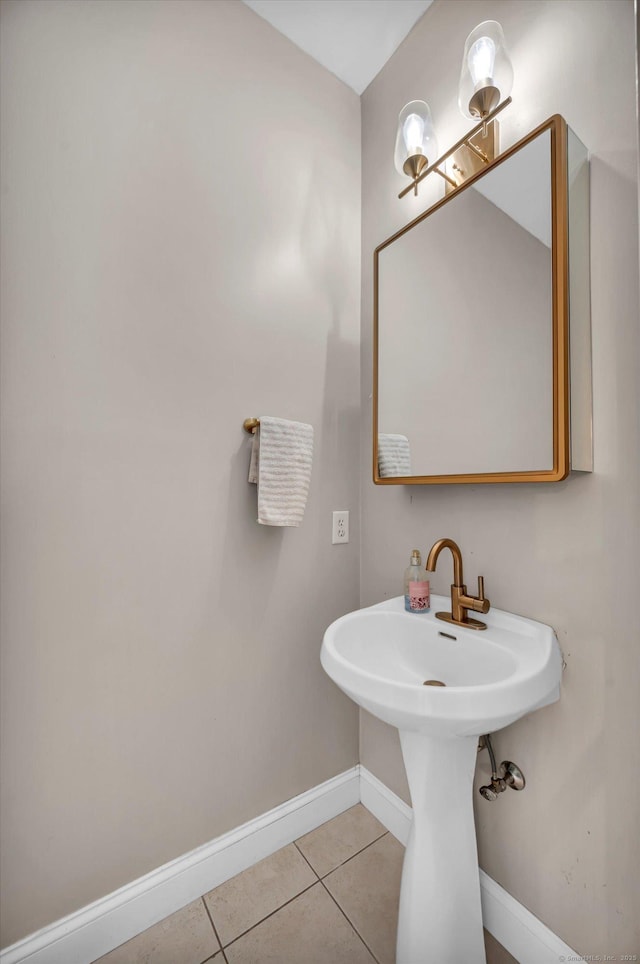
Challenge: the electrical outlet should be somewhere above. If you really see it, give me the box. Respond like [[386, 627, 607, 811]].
[[332, 510, 349, 544]]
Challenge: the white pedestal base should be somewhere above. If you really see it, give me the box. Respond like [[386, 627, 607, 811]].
[[396, 730, 486, 964]]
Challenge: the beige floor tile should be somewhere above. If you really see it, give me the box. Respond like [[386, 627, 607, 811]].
[[203, 842, 316, 946], [224, 882, 376, 964], [92, 899, 219, 964], [484, 928, 518, 964], [295, 804, 387, 878], [324, 832, 404, 964]]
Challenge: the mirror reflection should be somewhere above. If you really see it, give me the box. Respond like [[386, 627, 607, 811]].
[[376, 127, 555, 480]]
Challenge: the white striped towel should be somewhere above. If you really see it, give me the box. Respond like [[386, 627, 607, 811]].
[[248, 416, 314, 526], [378, 433, 411, 477]]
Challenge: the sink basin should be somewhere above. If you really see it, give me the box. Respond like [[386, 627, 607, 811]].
[[321, 595, 563, 964], [321, 594, 562, 737]]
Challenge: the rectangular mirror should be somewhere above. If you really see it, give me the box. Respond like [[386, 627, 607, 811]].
[[374, 115, 591, 484]]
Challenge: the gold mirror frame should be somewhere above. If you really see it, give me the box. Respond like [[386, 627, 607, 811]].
[[373, 115, 569, 485]]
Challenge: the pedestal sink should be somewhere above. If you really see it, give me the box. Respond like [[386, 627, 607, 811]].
[[321, 595, 563, 964]]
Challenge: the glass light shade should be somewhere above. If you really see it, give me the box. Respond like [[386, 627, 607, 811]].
[[458, 21, 513, 120], [394, 100, 438, 179]]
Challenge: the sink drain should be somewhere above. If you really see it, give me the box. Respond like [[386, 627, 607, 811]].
[[423, 679, 446, 687]]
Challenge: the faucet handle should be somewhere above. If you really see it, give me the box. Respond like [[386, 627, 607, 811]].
[[474, 576, 490, 615]]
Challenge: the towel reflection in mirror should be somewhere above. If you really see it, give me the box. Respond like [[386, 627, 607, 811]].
[[378, 434, 411, 478]]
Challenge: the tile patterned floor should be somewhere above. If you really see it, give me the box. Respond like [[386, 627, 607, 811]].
[[94, 804, 516, 963]]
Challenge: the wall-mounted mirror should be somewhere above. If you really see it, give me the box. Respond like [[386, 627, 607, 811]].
[[374, 115, 592, 484]]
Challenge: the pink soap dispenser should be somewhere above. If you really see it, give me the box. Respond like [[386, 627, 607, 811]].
[[404, 550, 431, 613]]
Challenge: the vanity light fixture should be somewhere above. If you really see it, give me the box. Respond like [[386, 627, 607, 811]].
[[458, 21, 513, 121], [396, 20, 513, 200], [394, 101, 439, 196]]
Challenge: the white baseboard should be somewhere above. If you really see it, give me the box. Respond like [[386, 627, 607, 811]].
[[0, 767, 360, 964], [359, 765, 583, 964], [1, 763, 583, 964], [359, 765, 412, 845], [478, 870, 583, 964]]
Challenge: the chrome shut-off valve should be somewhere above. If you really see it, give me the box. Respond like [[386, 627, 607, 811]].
[[478, 735, 525, 801], [479, 777, 505, 801]]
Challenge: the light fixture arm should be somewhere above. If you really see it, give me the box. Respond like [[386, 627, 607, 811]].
[[398, 95, 511, 199]]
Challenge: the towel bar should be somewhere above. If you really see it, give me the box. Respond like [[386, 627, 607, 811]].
[[243, 418, 260, 435]]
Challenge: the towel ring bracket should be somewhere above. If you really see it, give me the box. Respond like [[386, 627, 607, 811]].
[[243, 418, 260, 435]]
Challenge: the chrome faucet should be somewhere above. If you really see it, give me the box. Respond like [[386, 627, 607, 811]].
[[425, 538, 490, 631]]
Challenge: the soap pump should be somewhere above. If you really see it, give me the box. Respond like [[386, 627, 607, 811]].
[[404, 549, 430, 613]]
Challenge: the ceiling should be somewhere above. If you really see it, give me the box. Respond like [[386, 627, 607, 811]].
[[242, 0, 434, 95]]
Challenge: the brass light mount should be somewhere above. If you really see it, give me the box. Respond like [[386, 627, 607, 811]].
[[403, 153, 429, 179], [444, 120, 499, 195], [403, 152, 430, 196], [469, 83, 500, 120], [398, 95, 511, 199]]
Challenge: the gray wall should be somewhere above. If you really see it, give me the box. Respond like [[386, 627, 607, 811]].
[[360, 0, 639, 956], [0, 0, 361, 946]]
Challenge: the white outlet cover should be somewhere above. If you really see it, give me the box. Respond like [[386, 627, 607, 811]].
[[332, 510, 349, 544]]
